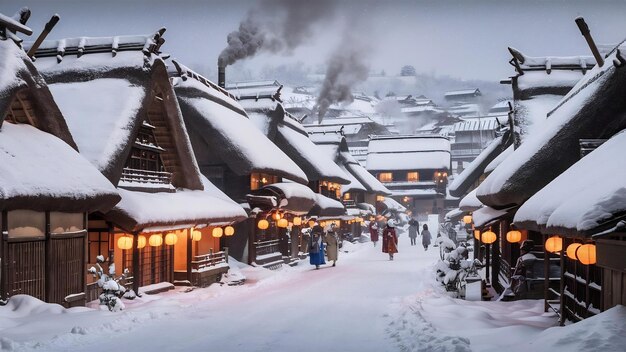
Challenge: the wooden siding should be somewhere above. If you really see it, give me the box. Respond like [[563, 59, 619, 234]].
[[4, 239, 46, 300], [603, 269, 626, 310], [4, 90, 38, 127], [48, 235, 85, 304], [146, 88, 182, 187]]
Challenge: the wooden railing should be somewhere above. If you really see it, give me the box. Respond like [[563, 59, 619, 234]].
[[255, 239, 281, 257], [120, 167, 172, 185], [190, 249, 228, 272]]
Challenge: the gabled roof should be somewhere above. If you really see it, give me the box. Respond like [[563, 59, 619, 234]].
[[0, 23, 119, 212], [514, 129, 626, 237], [453, 118, 503, 132], [367, 135, 451, 171], [171, 62, 308, 184], [30, 30, 203, 191], [235, 92, 351, 184], [444, 89, 481, 98], [477, 46, 626, 209]]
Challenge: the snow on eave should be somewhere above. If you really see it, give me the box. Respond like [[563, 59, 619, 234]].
[[459, 189, 482, 212]]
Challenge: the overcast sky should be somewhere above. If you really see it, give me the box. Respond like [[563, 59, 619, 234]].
[[5, 0, 626, 81]]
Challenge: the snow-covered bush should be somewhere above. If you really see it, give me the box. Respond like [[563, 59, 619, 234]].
[[87, 255, 132, 312], [434, 242, 483, 297]]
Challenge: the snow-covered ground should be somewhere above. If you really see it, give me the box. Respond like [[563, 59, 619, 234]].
[[1, 232, 625, 352]]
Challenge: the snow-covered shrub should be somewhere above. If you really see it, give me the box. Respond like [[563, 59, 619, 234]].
[[434, 242, 483, 297], [87, 255, 131, 312]]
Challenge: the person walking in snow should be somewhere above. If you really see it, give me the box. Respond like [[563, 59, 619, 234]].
[[408, 218, 420, 246], [324, 223, 339, 267], [421, 224, 432, 251], [309, 223, 326, 269], [369, 220, 379, 247], [382, 219, 398, 260], [510, 240, 537, 297]]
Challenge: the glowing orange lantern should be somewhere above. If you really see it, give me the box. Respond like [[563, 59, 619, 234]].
[[566, 243, 581, 260], [463, 215, 472, 224], [225, 226, 235, 236], [506, 230, 522, 243], [272, 212, 282, 220], [137, 235, 147, 249], [308, 219, 316, 227], [293, 217, 302, 226], [165, 232, 178, 245], [277, 218, 289, 228], [212, 227, 223, 238], [474, 230, 481, 240], [117, 235, 133, 250], [576, 244, 596, 265], [545, 236, 563, 253], [481, 230, 497, 244], [191, 230, 202, 241], [149, 234, 163, 247], [258, 219, 269, 230]]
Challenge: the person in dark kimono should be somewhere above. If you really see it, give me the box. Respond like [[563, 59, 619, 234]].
[[368, 220, 379, 246], [382, 219, 398, 260], [421, 224, 431, 251], [408, 218, 420, 246], [309, 223, 326, 269]]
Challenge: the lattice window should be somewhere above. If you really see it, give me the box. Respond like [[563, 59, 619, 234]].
[[3, 90, 38, 127]]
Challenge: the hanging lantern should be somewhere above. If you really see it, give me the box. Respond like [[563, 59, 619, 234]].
[[474, 230, 481, 240], [117, 235, 133, 250], [258, 219, 269, 230], [566, 243, 581, 260], [576, 244, 596, 265], [149, 234, 163, 247], [137, 235, 147, 249], [272, 212, 282, 220], [212, 227, 223, 238], [277, 218, 289, 228], [463, 215, 472, 224], [545, 236, 563, 253], [165, 232, 178, 245], [191, 230, 202, 241], [307, 220, 315, 227], [319, 221, 326, 227], [293, 217, 302, 226], [506, 230, 522, 243], [481, 230, 497, 244], [225, 226, 235, 236]]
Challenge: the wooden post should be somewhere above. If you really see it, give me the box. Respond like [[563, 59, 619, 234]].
[[187, 229, 192, 283], [485, 243, 491, 286], [559, 248, 566, 326], [45, 211, 51, 302], [585, 263, 591, 319], [542, 234, 550, 312], [132, 232, 140, 296], [0, 211, 7, 302], [248, 218, 256, 265]]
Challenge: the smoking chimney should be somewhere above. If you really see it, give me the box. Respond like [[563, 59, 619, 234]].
[[218, 61, 226, 89]]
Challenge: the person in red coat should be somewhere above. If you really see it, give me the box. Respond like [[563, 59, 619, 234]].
[[368, 220, 379, 246], [382, 219, 398, 260]]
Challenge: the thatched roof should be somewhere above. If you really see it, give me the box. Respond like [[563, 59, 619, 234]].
[[477, 46, 626, 209], [171, 62, 308, 184], [29, 29, 203, 191]]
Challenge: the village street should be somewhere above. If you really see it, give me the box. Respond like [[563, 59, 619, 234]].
[[1, 232, 573, 352]]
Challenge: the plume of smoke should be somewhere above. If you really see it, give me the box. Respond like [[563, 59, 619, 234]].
[[219, 0, 335, 66], [316, 34, 370, 122]]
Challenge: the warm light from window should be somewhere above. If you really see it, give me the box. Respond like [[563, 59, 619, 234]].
[[407, 171, 419, 182], [344, 193, 351, 200], [378, 173, 393, 182], [376, 195, 385, 202]]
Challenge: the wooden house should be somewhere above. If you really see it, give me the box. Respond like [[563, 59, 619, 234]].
[[366, 135, 451, 218], [30, 31, 247, 296], [476, 44, 626, 322], [0, 14, 119, 306], [171, 63, 313, 269]]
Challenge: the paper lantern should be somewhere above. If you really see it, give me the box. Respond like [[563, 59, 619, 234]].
[[506, 230, 522, 243], [212, 227, 223, 238], [225, 226, 235, 236], [566, 243, 581, 260], [277, 218, 289, 228], [137, 235, 147, 249], [320, 221, 326, 227], [308, 220, 316, 227], [258, 219, 269, 230], [165, 232, 178, 245], [117, 235, 133, 250], [577, 244, 596, 265], [481, 230, 497, 244], [272, 212, 282, 220], [545, 236, 563, 253], [191, 230, 202, 241], [474, 230, 481, 240], [293, 217, 302, 226], [149, 234, 163, 247], [463, 215, 472, 224]]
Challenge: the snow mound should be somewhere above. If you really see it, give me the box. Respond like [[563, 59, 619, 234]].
[[1, 295, 89, 318]]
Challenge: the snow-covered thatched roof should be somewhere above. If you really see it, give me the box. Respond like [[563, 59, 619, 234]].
[[366, 135, 451, 171], [30, 30, 203, 191], [308, 193, 346, 217], [247, 182, 316, 215], [235, 92, 350, 185], [171, 62, 308, 185], [477, 45, 626, 209], [514, 129, 626, 237]]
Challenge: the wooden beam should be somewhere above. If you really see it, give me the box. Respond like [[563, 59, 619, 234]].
[[15, 92, 36, 127]]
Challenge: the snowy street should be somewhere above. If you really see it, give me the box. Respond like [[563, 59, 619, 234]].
[[1, 232, 582, 352]]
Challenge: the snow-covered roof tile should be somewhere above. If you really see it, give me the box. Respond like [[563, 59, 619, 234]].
[[367, 136, 451, 171], [308, 193, 346, 217], [459, 189, 482, 212]]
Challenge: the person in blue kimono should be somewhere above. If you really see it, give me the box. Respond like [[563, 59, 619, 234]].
[[309, 223, 326, 269]]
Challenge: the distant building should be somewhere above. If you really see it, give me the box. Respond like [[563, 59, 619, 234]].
[[451, 117, 503, 163], [444, 88, 482, 101]]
